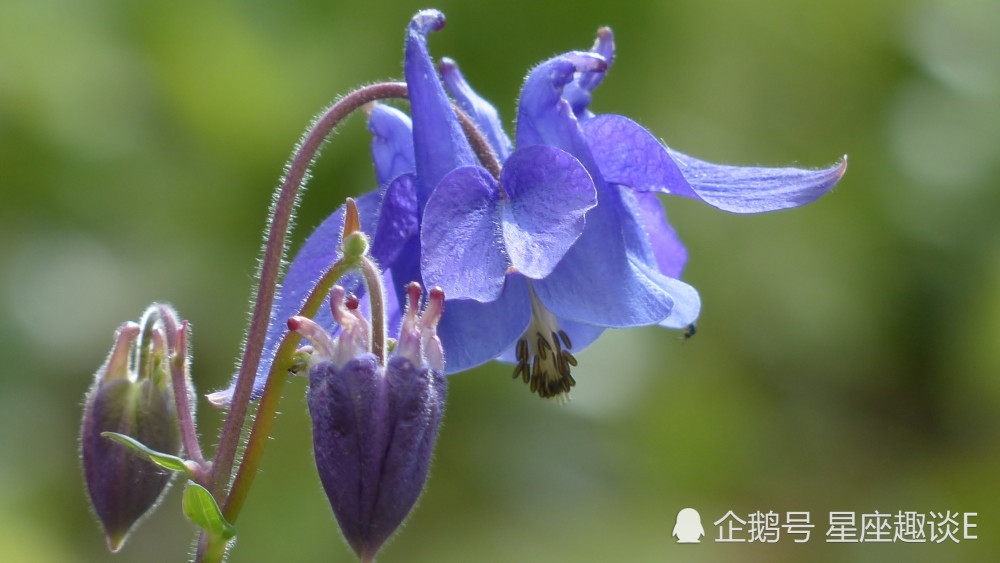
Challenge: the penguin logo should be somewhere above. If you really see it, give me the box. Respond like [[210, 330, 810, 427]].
[[672, 508, 705, 543]]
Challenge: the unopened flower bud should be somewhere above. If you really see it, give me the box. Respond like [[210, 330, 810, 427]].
[[291, 283, 446, 561], [80, 305, 185, 551], [341, 197, 371, 259]]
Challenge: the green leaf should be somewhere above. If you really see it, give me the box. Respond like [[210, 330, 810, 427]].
[[182, 482, 236, 541], [101, 431, 193, 474]]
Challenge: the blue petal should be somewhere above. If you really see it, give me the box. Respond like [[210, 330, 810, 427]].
[[649, 265, 701, 329], [420, 166, 508, 302], [515, 52, 607, 156], [563, 27, 615, 119], [619, 187, 687, 280], [638, 192, 687, 279], [500, 145, 596, 280], [371, 173, 418, 269], [367, 104, 414, 189], [580, 114, 689, 197], [667, 148, 847, 213], [405, 10, 476, 208], [438, 57, 512, 162], [515, 53, 676, 327], [583, 114, 847, 213], [532, 183, 677, 327], [376, 271, 403, 341], [389, 236, 422, 315], [436, 275, 532, 374], [616, 185, 700, 328]]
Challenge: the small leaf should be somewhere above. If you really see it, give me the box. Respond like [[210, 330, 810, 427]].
[[101, 431, 193, 475], [182, 482, 236, 541]]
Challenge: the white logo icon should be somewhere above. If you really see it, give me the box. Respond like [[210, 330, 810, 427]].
[[673, 508, 705, 543]]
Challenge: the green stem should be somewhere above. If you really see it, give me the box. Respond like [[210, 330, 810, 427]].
[[221, 258, 355, 524], [211, 82, 409, 500], [198, 78, 501, 562], [199, 535, 229, 563], [212, 86, 501, 501]]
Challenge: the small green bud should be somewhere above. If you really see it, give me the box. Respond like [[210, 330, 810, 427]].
[[342, 230, 370, 258], [341, 197, 370, 258]]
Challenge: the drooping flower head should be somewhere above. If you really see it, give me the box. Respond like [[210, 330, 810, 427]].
[[407, 14, 699, 399], [415, 13, 845, 398], [226, 10, 846, 405], [290, 282, 446, 562]]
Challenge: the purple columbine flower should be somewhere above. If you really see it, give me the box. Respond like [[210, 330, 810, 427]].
[[290, 282, 446, 562], [424, 51, 702, 397], [399, 11, 696, 399], [415, 14, 846, 398], [238, 10, 846, 402], [405, 11, 615, 398]]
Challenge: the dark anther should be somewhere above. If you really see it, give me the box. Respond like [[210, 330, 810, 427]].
[[512, 362, 526, 381], [550, 331, 562, 355], [536, 332, 552, 360], [555, 353, 568, 376], [511, 332, 579, 399], [558, 329, 572, 349], [562, 350, 578, 367]]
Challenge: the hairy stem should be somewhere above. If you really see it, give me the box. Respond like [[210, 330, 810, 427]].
[[212, 82, 504, 498], [200, 80, 503, 562], [222, 258, 354, 523], [210, 82, 409, 498]]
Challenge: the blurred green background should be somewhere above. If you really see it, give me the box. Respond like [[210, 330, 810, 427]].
[[2, 0, 998, 561]]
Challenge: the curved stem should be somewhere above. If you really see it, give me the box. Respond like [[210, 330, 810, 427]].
[[211, 82, 409, 497], [222, 258, 355, 523], [200, 79, 504, 561], [212, 82, 504, 498]]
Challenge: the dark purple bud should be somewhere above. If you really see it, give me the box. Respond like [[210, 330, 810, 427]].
[[80, 306, 185, 551], [292, 283, 446, 561]]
